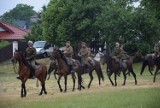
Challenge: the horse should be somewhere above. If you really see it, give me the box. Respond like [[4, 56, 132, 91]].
[[48, 51, 104, 89], [140, 54, 155, 75], [153, 56, 160, 82], [104, 51, 141, 86], [52, 49, 84, 92], [11, 50, 47, 97]]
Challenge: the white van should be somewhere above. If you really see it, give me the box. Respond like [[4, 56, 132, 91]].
[[33, 41, 54, 58]]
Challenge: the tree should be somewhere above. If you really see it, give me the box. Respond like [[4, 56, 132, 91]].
[[0, 4, 36, 27], [42, 0, 102, 47]]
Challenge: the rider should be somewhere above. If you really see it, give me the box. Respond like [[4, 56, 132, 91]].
[[154, 41, 160, 57], [113, 42, 128, 70], [25, 40, 37, 79], [63, 41, 74, 73], [16, 40, 36, 79], [78, 42, 90, 71]]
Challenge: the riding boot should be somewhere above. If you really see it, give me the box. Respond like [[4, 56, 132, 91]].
[[29, 66, 35, 79], [70, 65, 74, 73], [84, 64, 90, 73]]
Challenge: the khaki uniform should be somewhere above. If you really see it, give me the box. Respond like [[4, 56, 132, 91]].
[[79, 46, 89, 66], [154, 43, 160, 56], [64, 46, 73, 65], [114, 46, 128, 60], [26, 47, 36, 67]]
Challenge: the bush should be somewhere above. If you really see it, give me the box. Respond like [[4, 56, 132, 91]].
[[0, 40, 10, 49]]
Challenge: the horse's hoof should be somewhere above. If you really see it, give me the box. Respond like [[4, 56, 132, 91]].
[[72, 89, 75, 91], [21, 95, 24, 98], [44, 91, 47, 94], [122, 84, 125, 86], [60, 89, 63, 92], [39, 93, 42, 95], [135, 81, 137, 85]]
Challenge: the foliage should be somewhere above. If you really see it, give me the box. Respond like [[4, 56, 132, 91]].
[[24, 20, 44, 42], [0, 4, 36, 27], [42, 0, 103, 47], [41, 0, 160, 54], [0, 40, 10, 49]]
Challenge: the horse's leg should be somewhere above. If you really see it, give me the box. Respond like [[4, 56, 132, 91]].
[[95, 68, 101, 86], [71, 73, 75, 91], [54, 70, 58, 80], [140, 60, 147, 75], [57, 75, 63, 92], [21, 81, 26, 97], [130, 66, 137, 85], [39, 81, 44, 95], [43, 81, 47, 94], [47, 73, 51, 80], [107, 72, 114, 86], [148, 66, 153, 75], [21, 82, 24, 97], [23, 82, 27, 97], [122, 71, 126, 85], [64, 75, 67, 92], [88, 71, 93, 88], [153, 68, 159, 82], [114, 72, 117, 86], [77, 75, 81, 90]]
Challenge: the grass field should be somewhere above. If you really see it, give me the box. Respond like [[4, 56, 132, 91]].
[[0, 58, 160, 108]]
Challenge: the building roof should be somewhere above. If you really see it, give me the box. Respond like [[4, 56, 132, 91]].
[[0, 20, 31, 40]]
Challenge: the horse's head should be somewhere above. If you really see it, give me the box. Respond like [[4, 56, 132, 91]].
[[135, 51, 143, 59], [11, 50, 22, 62], [52, 48, 62, 59]]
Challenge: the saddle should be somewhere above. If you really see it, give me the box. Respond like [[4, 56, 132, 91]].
[[88, 57, 95, 66]]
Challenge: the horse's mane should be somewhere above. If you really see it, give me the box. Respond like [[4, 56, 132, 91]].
[[20, 52, 30, 67], [57, 49, 69, 65]]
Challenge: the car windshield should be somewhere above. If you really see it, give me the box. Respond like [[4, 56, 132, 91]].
[[33, 42, 46, 48]]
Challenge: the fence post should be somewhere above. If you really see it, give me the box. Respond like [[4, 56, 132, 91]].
[[13, 41, 18, 55]]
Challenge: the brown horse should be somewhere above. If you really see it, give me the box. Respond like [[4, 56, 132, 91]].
[[48, 54, 104, 89], [153, 56, 160, 82], [11, 50, 47, 97], [52, 49, 83, 92], [104, 51, 141, 86]]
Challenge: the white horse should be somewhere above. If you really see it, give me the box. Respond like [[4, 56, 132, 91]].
[[94, 52, 104, 62]]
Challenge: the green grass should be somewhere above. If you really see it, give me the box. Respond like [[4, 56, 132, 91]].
[[0, 60, 160, 108], [0, 88, 160, 108]]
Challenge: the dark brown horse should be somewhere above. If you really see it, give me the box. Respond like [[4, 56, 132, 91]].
[[153, 56, 160, 82], [11, 50, 47, 97], [140, 54, 154, 75], [52, 49, 83, 92], [104, 51, 141, 86]]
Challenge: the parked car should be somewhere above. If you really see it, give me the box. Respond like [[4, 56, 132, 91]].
[[59, 46, 66, 52], [33, 41, 54, 58]]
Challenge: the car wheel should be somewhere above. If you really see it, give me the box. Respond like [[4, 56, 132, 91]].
[[43, 52, 48, 58]]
